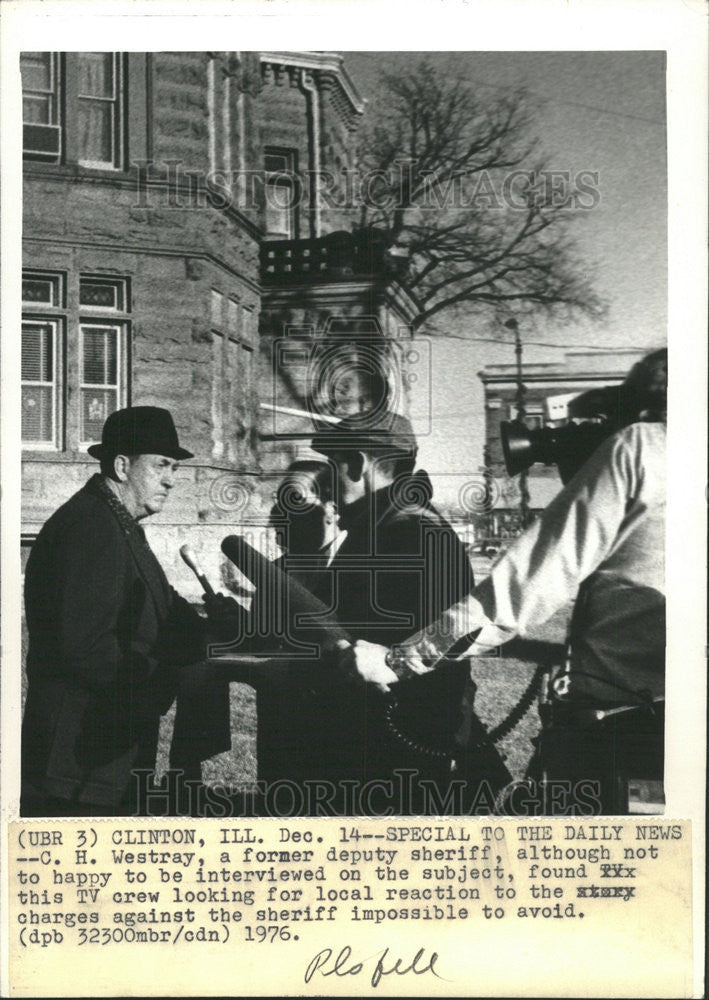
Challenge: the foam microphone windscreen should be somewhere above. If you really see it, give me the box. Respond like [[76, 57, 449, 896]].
[[220, 535, 351, 650], [179, 543, 215, 596]]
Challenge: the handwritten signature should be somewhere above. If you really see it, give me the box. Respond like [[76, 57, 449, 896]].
[[304, 944, 444, 988]]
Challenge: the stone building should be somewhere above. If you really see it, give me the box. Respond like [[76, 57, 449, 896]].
[[20, 51, 420, 596], [476, 348, 649, 541]]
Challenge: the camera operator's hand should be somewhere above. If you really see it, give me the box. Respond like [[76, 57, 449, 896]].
[[350, 640, 400, 692]]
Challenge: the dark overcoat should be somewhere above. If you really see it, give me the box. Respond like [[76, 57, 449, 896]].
[[255, 485, 480, 798], [22, 475, 210, 810]]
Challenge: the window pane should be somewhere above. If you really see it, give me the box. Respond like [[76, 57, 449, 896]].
[[22, 386, 54, 443], [265, 152, 291, 173], [242, 307, 253, 344], [78, 52, 114, 98], [211, 332, 224, 458], [82, 326, 118, 385], [266, 180, 293, 236], [210, 290, 224, 328], [266, 178, 295, 209], [22, 277, 55, 305], [23, 94, 52, 124], [20, 53, 52, 93], [81, 388, 117, 443], [225, 338, 240, 462], [227, 298, 239, 334], [22, 323, 53, 381], [225, 337, 240, 396], [78, 99, 113, 163], [80, 280, 120, 309]]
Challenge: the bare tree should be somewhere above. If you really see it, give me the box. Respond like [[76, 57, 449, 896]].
[[354, 60, 606, 332]]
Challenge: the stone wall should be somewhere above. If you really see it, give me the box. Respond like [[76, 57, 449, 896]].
[[21, 50, 265, 587], [151, 52, 210, 173], [20, 51, 378, 596], [318, 70, 360, 234]]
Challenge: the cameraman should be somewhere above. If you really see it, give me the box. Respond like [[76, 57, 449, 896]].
[[353, 348, 667, 814]]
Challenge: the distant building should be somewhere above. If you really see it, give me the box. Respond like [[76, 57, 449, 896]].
[[20, 51, 419, 594], [477, 348, 650, 541]]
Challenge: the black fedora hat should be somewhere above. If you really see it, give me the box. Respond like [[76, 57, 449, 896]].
[[87, 406, 194, 461]]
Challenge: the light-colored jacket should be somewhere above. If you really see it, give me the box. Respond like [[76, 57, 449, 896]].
[[397, 422, 666, 706]]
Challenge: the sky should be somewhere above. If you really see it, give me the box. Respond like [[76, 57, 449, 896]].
[[340, 51, 668, 480]]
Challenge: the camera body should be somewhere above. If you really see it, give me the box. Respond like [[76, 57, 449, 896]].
[[501, 383, 625, 483]]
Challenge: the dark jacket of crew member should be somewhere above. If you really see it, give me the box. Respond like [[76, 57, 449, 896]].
[[279, 413, 477, 800]]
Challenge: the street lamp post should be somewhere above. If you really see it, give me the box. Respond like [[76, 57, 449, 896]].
[[504, 317, 530, 527]]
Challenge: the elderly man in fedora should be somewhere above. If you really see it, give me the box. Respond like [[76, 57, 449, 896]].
[[21, 406, 230, 817]]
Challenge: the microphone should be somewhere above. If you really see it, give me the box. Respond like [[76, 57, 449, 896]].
[[220, 534, 352, 649], [180, 544, 216, 598], [220, 535, 268, 588]]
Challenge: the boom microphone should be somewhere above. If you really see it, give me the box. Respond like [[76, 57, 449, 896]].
[[180, 544, 216, 598], [220, 534, 351, 650]]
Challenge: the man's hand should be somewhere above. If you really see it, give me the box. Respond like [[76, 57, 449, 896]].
[[351, 640, 400, 692], [204, 591, 242, 616], [203, 591, 244, 641]]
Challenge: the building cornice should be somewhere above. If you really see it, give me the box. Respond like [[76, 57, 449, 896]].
[[481, 376, 627, 391], [259, 51, 366, 116], [478, 348, 649, 386]]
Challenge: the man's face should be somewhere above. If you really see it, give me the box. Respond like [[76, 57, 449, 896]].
[[123, 454, 179, 519], [328, 451, 366, 507], [272, 470, 339, 555]]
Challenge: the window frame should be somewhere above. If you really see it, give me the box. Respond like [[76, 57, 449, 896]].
[[21, 316, 62, 451], [264, 146, 299, 239], [22, 52, 149, 172], [21, 51, 61, 124], [21, 52, 63, 163], [75, 52, 125, 171], [210, 330, 226, 460], [21, 270, 132, 455], [22, 270, 64, 309], [210, 288, 226, 332], [77, 320, 125, 449], [21, 270, 65, 450], [79, 274, 129, 313], [77, 275, 130, 450], [508, 402, 545, 428]]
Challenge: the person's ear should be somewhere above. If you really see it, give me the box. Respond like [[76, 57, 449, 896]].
[[113, 454, 131, 482]]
